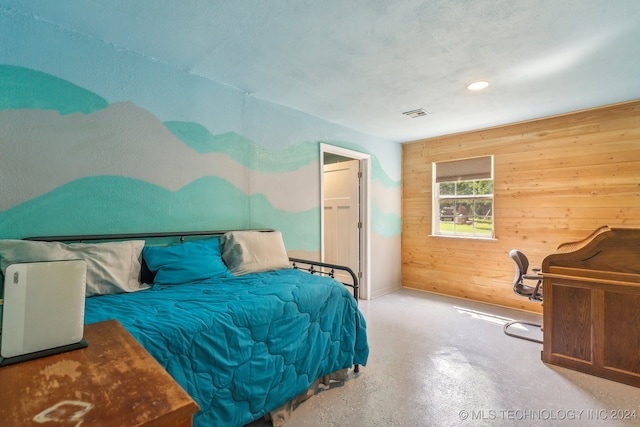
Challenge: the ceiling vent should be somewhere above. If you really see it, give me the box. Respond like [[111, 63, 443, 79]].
[[402, 108, 429, 118]]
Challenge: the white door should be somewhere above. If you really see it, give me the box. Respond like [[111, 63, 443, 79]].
[[323, 159, 360, 286]]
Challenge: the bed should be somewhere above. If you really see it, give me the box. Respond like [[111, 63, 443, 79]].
[[0, 229, 369, 427]]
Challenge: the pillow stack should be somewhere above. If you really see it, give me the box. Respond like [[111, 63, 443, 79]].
[[0, 239, 147, 297], [143, 231, 291, 281], [0, 230, 291, 294]]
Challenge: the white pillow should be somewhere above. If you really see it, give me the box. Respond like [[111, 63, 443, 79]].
[[220, 231, 290, 276], [0, 239, 148, 297]]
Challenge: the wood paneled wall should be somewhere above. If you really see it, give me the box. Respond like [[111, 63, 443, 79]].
[[402, 100, 640, 313]]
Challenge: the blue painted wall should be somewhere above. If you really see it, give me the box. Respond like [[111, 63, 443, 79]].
[[0, 7, 402, 296]]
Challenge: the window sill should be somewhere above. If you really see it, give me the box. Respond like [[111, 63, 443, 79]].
[[428, 234, 498, 241]]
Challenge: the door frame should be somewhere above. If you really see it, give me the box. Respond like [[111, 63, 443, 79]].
[[320, 143, 371, 300]]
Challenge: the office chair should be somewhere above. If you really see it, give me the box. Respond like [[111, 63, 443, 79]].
[[503, 249, 543, 343]]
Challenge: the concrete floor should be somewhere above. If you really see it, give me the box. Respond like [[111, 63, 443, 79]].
[[248, 288, 640, 426]]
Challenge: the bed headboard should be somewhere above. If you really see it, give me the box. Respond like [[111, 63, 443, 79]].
[[22, 229, 360, 300], [23, 229, 275, 285], [23, 229, 275, 243]]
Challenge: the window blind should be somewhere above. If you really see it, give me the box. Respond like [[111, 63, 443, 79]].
[[435, 156, 492, 183]]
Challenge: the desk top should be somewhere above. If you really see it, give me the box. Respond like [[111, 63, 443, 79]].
[[0, 319, 199, 426], [542, 226, 640, 276]]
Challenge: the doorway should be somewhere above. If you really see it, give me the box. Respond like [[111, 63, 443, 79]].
[[320, 143, 370, 300]]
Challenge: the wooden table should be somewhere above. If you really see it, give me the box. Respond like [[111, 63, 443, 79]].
[[0, 319, 199, 426]]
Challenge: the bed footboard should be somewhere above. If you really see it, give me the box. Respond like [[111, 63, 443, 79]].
[[288, 257, 361, 373], [289, 257, 359, 301]]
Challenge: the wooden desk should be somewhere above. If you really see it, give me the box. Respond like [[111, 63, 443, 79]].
[[0, 319, 199, 426], [542, 226, 640, 388]]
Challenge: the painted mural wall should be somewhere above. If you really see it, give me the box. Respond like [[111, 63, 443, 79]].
[[0, 7, 402, 297]]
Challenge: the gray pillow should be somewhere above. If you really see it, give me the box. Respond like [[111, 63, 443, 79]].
[[220, 231, 290, 276], [0, 239, 148, 297]]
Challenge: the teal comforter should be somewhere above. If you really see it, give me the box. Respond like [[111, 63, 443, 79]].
[[84, 269, 369, 427]]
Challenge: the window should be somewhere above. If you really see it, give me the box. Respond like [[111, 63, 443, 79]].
[[433, 156, 494, 238]]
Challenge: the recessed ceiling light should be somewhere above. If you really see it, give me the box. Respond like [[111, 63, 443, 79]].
[[467, 81, 489, 91]]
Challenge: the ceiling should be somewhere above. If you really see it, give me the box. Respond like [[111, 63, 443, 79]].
[[8, 0, 640, 142]]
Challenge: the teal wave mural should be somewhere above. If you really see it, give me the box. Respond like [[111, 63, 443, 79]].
[[166, 122, 401, 195], [164, 121, 319, 173], [0, 66, 399, 241], [1, 66, 399, 193], [0, 176, 320, 252], [0, 65, 108, 114], [371, 200, 402, 237], [323, 140, 400, 189]]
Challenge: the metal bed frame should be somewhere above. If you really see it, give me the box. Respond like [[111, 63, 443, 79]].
[[24, 228, 362, 372]]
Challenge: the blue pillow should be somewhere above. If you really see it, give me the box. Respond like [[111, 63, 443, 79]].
[[142, 237, 230, 285]]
